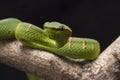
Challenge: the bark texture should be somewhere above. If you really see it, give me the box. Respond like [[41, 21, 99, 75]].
[[0, 36, 120, 80]]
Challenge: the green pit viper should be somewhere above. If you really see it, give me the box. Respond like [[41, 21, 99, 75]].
[[0, 18, 100, 60], [0, 18, 100, 80]]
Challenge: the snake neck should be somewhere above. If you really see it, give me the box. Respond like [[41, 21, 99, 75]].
[[41, 35, 58, 48]]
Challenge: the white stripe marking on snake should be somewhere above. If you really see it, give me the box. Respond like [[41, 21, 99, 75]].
[[83, 40, 87, 51], [16, 23, 21, 30], [26, 24, 32, 32], [68, 37, 73, 48], [8, 29, 12, 36]]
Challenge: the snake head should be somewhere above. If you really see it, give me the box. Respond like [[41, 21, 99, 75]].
[[43, 22, 72, 48]]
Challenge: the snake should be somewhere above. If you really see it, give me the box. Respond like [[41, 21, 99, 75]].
[[0, 18, 100, 60], [0, 18, 101, 80]]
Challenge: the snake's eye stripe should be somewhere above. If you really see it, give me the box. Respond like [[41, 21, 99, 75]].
[[82, 40, 87, 51], [51, 28, 64, 31], [26, 24, 32, 32], [51, 27, 72, 32]]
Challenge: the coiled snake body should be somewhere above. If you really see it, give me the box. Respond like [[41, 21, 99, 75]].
[[0, 18, 100, 60]]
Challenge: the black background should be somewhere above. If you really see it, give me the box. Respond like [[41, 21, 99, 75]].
[[0, 0, 120, 80]]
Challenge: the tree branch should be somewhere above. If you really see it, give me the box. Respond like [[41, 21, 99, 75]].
[[0, 36, 120, 80]]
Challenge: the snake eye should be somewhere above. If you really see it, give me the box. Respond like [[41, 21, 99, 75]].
[[61, 27, 64, 31]]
